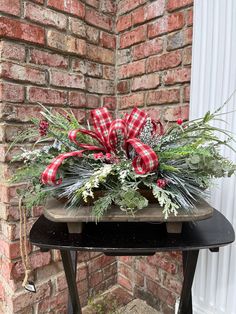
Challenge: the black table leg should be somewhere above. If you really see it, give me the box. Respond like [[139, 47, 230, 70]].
[[178, 250, 199, 314], [67, 251, 78, 314], [61, 250, 82, 314]]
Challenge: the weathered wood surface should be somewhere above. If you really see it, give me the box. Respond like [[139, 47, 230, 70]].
[[44, 198, 214, 223]]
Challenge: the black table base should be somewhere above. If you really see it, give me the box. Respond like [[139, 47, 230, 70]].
[[30, 210, 235, 314]]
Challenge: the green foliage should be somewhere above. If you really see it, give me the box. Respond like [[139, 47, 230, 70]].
[[115, 189, 148, 211], [10, 101, 236, 220], [148, 184, 179, 219], [92, 193, 114, 221]]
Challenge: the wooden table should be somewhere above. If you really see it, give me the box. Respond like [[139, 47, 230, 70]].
[[30, 209, 235, 314]]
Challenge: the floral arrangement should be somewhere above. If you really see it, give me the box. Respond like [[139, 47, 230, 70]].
[[12, 104, 236, 220]]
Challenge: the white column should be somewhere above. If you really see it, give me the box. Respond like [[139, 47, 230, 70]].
[[190, 1, 236, 314]]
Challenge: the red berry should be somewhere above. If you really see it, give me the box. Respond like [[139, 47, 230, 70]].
[[177, 118, 183, 125], [39, 120, 49, 136], [157, 179, 167, 189], [93, 152, 104, 159]]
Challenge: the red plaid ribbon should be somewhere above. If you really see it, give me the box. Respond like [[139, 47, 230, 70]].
[[41, 151, 83, 185], [41, 107, 159, 185]]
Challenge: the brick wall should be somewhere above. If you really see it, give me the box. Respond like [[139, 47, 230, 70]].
[[116, 0, 193, 313], [0, 1, 117, 313], [0, 0, 193, 313]]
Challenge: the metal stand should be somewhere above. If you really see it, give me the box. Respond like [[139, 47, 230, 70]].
[[61, 251, 82, 314], [29, 210, 235, 314], [178, 250, 199, 314]]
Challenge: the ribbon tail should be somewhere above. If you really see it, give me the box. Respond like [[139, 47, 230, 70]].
[[68, 129, 106, 149], [126, 138, 158, 175], [41, 151, 84, 185]]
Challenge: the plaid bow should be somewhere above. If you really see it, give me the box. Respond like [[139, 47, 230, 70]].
[[41, 107, 159, 185]]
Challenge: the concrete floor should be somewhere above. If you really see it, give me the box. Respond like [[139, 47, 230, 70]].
[[118, 299, 160, 314]]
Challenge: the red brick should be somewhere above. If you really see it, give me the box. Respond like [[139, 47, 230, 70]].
[[136, 259, 160, 280], [0, 183, 21, 205], [11, 251, 51, 280], [134, 272, 144, 287], [116, 14, 132, 32], [24, 2, 67, 30], [118, 93, 145, 109], [86, 25, 99, 43], [148, 12, 185, 38], [184, 85, 190, 101], [0, 0, 20, 16], [167, 28, 192, 50], [69, 17, 86, 38], [53, 107, 85, 124], [117, 274, 133, 291], [88, 255, 115, 273], [47, 0, 85, 18], [132, 7, 145, 26], [132, 38, 163, 60], [103, 96, 116, 110], [0, 16, 45, 45], [87, 61, 103, 77], [120, 25, 146, 49], [147, 88, 180, 105], [100, 32, 116, 50], [0, 237, 31, 259], [183, 46, 192, 65], [147, 50, 182, 73], [38, 290, 68, 314], [164, 104, 189, 121], [29, 48, 68, 69], [69, 91, 86, 107], [146, 0, 165, 20], [167, 0, 193, 12], [77, 279, 89, 294], [85, 8, 113, 31], [50, 70, 85, 89], [71, 59, 86, 74], [131, 73, 160, 91], [117, 49, 131, 65], [86, 0, 99, 8], [146, 279, 175, 305], [117, 80, 130, 94], [28, 87, 67, 105], [119, 263, 133, 281], [89, 270, 103, 286], [118, 59, 145, 79], [118, 0, 146, 15], [0, 82, 25, 103], [163, 273, 182, 294], [103, 65, 115, 80], [0, 62, 46, 85], [87, 44, 115, 65], [86, 78, 114, 94], [0, 41, 25, 62], [187, 9, 193, 26], [11, 281, 51, 312], [185, 27, 193, 44], [144, 107, 163, 121], [47, 30, 86, 56], [163, 67, 191, 85], [101, 0, 116, 14], [103, 262, 117, 279], [86, 94, 101, 108]]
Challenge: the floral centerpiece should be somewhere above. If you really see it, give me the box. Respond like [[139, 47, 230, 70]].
[[12, 104, 236, 221]]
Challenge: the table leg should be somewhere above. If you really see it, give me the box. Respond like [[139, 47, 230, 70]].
[[67, 251, 78, 314], [178, 250, 199, 314], [61, 250, 82, 314]]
